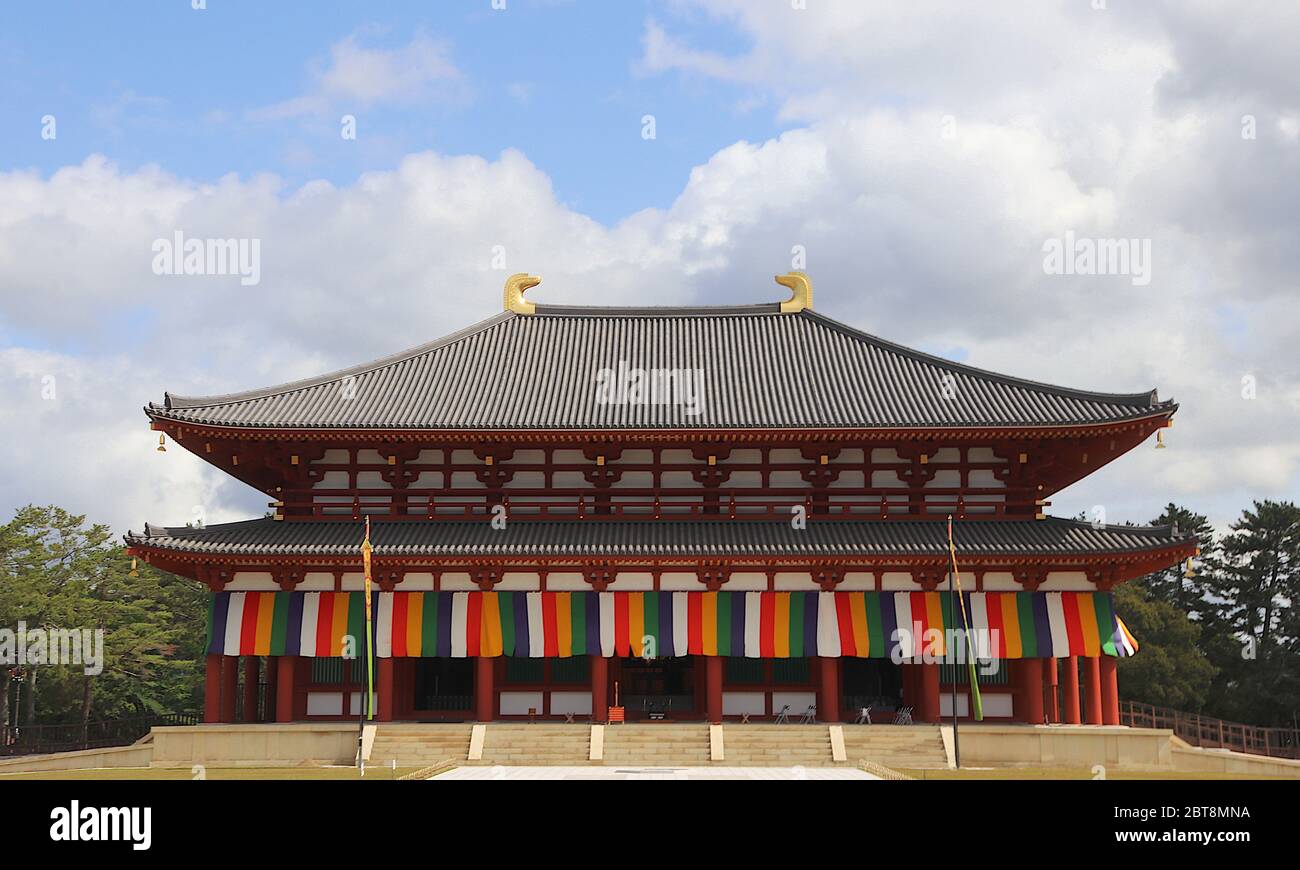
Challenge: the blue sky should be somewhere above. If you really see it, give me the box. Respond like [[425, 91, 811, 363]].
[[1, 1, 779, 224]]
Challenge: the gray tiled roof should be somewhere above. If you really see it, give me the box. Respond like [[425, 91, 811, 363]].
[[125, 517, 1189, 560], [146, 306, 1173, 430]]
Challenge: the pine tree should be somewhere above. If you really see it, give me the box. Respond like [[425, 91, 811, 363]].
[[1115, 504, 1219, 711], [1202, 500, 1300, 725], [0, 505, 206, 727], [1132, 503, 1218, 619], [1113, 583, 1215, 710]]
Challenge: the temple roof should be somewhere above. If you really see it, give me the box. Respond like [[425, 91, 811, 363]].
[[125, 517, 1191, 561], [146, 303, 1174, 431]]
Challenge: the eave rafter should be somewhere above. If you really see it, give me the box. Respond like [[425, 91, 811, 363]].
[[127, 539, 1197, 591], [149, 413, 1175, 502], [148, 414, 1175, 446]]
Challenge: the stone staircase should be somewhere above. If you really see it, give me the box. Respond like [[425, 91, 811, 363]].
[[479, 724, 592, 766], [600, 724, 712, 766], [368, 722, 948, 769], [722, 725, 838, 766], [369, 724, 474, 767], [839, 725, 950, 769]]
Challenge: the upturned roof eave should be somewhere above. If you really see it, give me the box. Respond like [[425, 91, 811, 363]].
[[123, 516, 1198, 563], [143, 406, 1178, 437]]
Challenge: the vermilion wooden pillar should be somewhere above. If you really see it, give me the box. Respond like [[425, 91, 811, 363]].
[[591, 655, 608, 723], [275, 656, 297, 723], [377, 657, 395, 722], [204, 654, 222, 723], [264, 654, 278, 717], [919, 662, 940, 723], [705, 655, 723, 723], [899, 663, 913, 712], [1099, 656, 1120, 725], [220, 655, 238, 723], [1062, 655, 1081, 724], [1046, 657, 1060, 724], [819, 657, 842, 723], [242, 656, 260, 723], [1018, 658, 1045, 724], [1083, 656, 1103, 725], [475, 656, 495, 721]]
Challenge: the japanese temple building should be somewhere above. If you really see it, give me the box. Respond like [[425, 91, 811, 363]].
[[127, 273, 1196, 727]]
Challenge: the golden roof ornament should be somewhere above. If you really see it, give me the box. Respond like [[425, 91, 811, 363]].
[[775, 271, 812, 313], [504, 273, 541, 315]]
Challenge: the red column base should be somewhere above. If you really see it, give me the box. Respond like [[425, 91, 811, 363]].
[[1017, 658, 1045, 725], [1100, 656, 1120, 725], [220, 655, 238, 724], [1046, 657, 1060, 724], [1083, 656, 1103, 725], [203, 654, 222, 724], [378, 657, 395, 722], [591, 655, 608, 724], [475, 656, 495, 722], [275, 656, 297, 723], [705, 656, 723, 724], [242, 656, 260, 723], [1062, 655, 1081, 725], [919, 662, 939, 723]]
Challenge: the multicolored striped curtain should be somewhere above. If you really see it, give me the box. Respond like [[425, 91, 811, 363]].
[[207, 590, 1137, 659]]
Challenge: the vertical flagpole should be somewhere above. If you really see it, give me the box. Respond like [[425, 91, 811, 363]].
[[947, 515, 985, 769], [947, 516, 960, 769], [363, 516, 375, 720]]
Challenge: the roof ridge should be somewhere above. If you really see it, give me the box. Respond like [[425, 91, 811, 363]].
[[533, 302, 782, 317]]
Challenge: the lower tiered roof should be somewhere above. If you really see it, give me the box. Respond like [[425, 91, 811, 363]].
[[126, 517, 1192, 563]]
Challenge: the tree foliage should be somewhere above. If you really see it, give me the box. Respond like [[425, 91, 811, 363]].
[[1122, 500, 1300, 728], [1, 505, 206, 728]]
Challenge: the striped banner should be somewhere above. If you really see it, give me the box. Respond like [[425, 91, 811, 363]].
[[205, 590, 1137, 659]]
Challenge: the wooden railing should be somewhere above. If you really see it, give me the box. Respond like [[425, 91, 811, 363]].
[[276, 488, 1026, 522], [0, 712, 199, 757], [1120, 700, 1300, 759]]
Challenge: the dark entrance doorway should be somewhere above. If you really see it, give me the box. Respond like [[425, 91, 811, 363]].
[[410, 658, 474, 719], [841, 658, 903, 721], [614, 656, 699, 720]]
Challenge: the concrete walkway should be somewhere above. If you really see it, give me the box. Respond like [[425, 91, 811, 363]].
[[432, 765, 878, 780]]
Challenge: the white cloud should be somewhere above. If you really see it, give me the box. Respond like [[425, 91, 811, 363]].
[[635, 0, 1300, 526], [252, 32, 468, 120], [3, 3, 1298, 535]]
